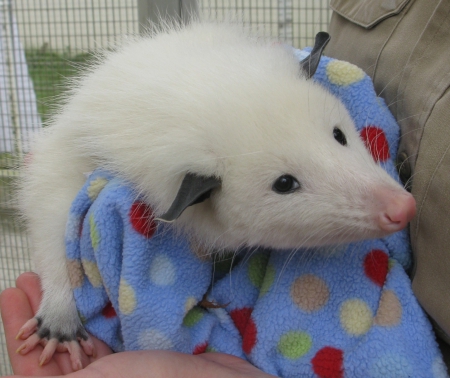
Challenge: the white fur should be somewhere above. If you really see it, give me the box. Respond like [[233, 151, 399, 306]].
[[18, 21, 411, 357]]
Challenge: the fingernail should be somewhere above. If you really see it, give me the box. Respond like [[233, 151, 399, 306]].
[[16, 344, 26, 354], [39, 355, 46, 366], [15, 329, 24, 340]]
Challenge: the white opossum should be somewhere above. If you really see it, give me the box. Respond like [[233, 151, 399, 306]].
[[16, 22, 416, 370]]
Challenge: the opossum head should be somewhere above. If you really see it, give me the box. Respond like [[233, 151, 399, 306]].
[[73, 23, 415, 251], [168, 80, 416, 250]]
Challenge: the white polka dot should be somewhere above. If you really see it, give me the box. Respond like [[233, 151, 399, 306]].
[[138, 328, 174, 350], [65, 214, 81, 242], [432, 357, 448, 378], [149, 255, 176, 286]]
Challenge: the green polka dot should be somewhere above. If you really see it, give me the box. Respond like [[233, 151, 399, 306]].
[[260, 263, 276, 296], [248, 253, 270, 288], [89, 214, 100, 251], [388, 258, 395, 271], [183, 306, 204, 327], [278, 331, 312, 359], [205, 346, 217, 353]]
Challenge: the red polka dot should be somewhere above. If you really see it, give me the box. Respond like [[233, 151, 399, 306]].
[[230, 307, 257, 354], [243, 317, 257, 355], [311, 346, 344, 378], [360, 126, 390, 162], [364, 250, 389, 287], [102, 301, 117, 318], [129, 201, 157, 238], [193, 342, 208, 355], [230, 307, 252, 338]]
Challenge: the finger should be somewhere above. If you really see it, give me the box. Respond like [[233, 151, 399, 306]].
[[16, 272, 42, 314]]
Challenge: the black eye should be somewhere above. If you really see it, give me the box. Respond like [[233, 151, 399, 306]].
[[333, 127, 347, 146], [272, 175, 300, 194]]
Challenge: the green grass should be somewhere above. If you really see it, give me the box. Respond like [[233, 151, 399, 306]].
[[24, 49, 94, 123]]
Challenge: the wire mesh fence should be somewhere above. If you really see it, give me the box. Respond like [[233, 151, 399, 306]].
[[0, 0, 330, 374]]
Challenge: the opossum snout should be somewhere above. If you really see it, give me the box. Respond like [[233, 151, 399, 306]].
[[375, 189, 416, 233]]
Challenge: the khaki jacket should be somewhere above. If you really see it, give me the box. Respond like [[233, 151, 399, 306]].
[[326, 0, 450, 345]]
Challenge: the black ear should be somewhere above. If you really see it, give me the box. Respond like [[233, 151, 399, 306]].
[[157, 173, 221, 222], [300, 32, 331, 79]]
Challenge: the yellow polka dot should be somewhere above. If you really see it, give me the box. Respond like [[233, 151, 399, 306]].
[[291, 274, 329, 312], [374, 290, 402, 327], [119, 278, 136, 315], [89, 214, 100, 251], [81, 259, 102, 287], [184, 297, 197, 314], [326, 60, 365, 86], [340, 299, 373, 336], [87, 177, 108, 201], [67, 259, 84, 288]]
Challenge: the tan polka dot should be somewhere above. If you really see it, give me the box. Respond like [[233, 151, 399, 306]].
[[291, 274, 329, 312], [82, 259, 102, 288], [119, 278, 136, 315], [326, 60, 365, 86], [67, 259, 84, 288], [340, 299, 373, 336], [374, 290, 402, 327], [189, 238, 213, 262], [87, 178, 108, 201]]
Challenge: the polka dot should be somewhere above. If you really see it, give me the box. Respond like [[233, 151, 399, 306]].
[[326, 60, 365, 86], [374, 290, 402, 327], [205, 345, 217, 353], [260, 263, 276, 296], [183, 307, 204, 327], [118, 278, 136, 315], [129, 201, 157, 238], [230, 307, 257, 354], [149, 255, 176, 286], [66, 214, 83, 242], [67, 259, 84, 288], [102, 301, 117, 318], [193, 342, 208, 355], [138, 328, 173, 350], [311, 347, 344, 378], [291, 274, 329, 312], [278, 331, 312, 360], [184, 297, 197, 314], [242, 316, 257, 355], [364, 250, 389, 287], [230, 307, 253, 338], [248, 253, 270, 289], [360, 126, 390, 162], [369, 354, 412, 378], [89, 214, 100, 251], [87, 177, 108, 201], [82, 259, 102, 287], [432, 357, 449, 378], [340, 299, 373, 336]]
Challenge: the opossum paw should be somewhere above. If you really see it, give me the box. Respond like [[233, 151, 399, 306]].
[[16, 316, 95, 370]]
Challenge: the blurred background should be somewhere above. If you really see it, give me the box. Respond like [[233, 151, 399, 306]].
[[0, 0, 330, 374]]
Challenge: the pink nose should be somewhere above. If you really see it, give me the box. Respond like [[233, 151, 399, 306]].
[[378, 191, 416, 233]]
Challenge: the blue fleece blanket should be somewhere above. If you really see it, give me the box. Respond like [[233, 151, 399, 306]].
[[65, 49, 448, 378]]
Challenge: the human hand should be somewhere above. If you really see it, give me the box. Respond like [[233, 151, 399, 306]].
[[1, 272, 275, 378], [0, 272, 112, 375]]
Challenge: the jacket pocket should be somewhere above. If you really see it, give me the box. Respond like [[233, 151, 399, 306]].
[[330, 0, 411, 29]]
